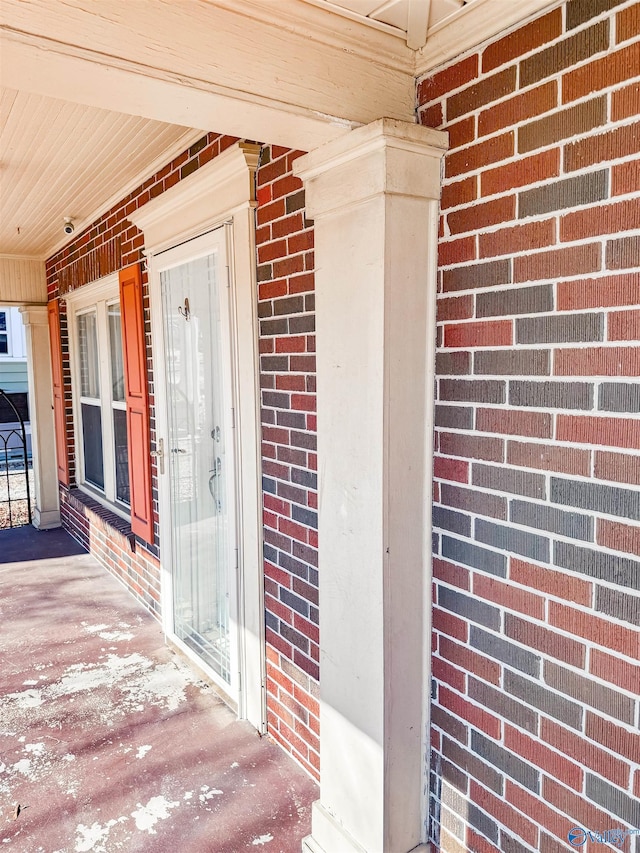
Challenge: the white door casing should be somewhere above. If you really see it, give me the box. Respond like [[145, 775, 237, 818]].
[[130, 141, 266, 730]]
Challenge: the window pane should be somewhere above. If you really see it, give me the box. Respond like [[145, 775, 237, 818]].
[[113, 408, 130, 505], [81, 403, 104, 489], [108, 304, 125, 403], [78, 312, 100, 398], [0, 313, 6, 331], [0, 334, 7, 354]]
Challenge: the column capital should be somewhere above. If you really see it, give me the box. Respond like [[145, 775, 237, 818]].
[[294, 118, 447, 217], [19, 304, 49, 326]]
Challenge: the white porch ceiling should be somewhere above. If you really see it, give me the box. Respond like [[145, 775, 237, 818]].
[[0, 0, 554, 268], [304, 0, 468, 48], [0, 88, 204, 259]]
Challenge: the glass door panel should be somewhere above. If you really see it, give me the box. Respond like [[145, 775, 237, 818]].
[[160, 238, 236, 686]]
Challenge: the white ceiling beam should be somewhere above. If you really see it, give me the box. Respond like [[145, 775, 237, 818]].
[[0, 0, 415, 151], [407, 0, 432, 49]]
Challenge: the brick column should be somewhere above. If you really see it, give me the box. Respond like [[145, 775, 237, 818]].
[[294, 119, 447, 853], [19, 306, 61, 529]]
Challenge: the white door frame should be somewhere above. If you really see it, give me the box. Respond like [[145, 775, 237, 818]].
[[152, 227, 241, 702], [130, 142, 266, 731]]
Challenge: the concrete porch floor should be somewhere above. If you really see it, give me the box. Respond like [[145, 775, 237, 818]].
[[0, 527, 317, 852]]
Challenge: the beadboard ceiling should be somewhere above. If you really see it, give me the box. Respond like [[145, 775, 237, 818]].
[[0, 0, 552, 267], [0, 88, 204, 260]]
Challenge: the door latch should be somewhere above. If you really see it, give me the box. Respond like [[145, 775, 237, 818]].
[[150, 438, 165, 475]]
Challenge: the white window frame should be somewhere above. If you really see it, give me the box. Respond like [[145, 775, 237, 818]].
[[66, 274, 130, 519], [0, 308, 27, 360]]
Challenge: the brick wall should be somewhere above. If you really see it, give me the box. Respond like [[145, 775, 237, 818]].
[[46, 135, 319, 778], [256, 146, 320, 780], [418, 0, 640, 849]]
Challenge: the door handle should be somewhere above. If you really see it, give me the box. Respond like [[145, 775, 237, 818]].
[[150, 438, 165, 475]]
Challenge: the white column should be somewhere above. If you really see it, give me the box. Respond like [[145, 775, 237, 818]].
[[19, 306, 61, 529], [294, 119, 447, 853]]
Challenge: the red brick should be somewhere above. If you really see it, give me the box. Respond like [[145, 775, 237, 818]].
[[590, 648, 640, 695], [514, 243, 600, 283], [433, 558, 471, 591], [439, 237, 476, 267], [258, 156, 288, 186], [554, 345, 640, 377], [505, 614, 585, 667], [272, 174, 302, 200], [448, 67, 517, 121], [506, 780, 570, 846], [433, 455, 470, 484], [418, 54, 479, 106], [595, 449, 640, 486], [447, 116, 476, 150], [544, 778, 618, 841], [266, 626, 294, 662], [585, 713, 640, 764], [612, 159, 640, 196], [475, 573, 545, 619], [479, 82, 557, 137], [444, 320, 512, 348], [563, 41, 640, 103], [439, 685, 501, 739], [440, 636, 501, 686], [273, 255, 304, 277], [441, 177, 477, 211], [447, 196, 515, 235], [420, 101, 444, 128], [265, 592, 294, 625], [256, 185, 272, 206], [510, 558, 592, 606], [505, 725, 583, 791], [291, 393, 315, 412], [558, 273, 640, 310], [257, 198, 285, 226], [612, 81, 640, 120], [543, 718, 631, 789], [565, 122, 640, 172], [635, 769, 640, 798], [549, 602, 640, 659], [479, 219, 555, 259], [482, 8, 563, 72], [507, 440, 591, 477], [445, 132, 514, 179], [437, 294, 474, 322], [609, 309, 640, 343], [272, 212, 303, 239], [474, 781, 538, 848], [439, 432, 504, 463], [275, 335, 306, 354], [476, 407, 552, 439], [467, 828, 497, 853], [597, 518, 640, 557], [557, 414, 640, 451], [275, 375, 305, 392], [288, 231, 313, 255], [617, 2, 640, 42], [562, 198, 640, 242], [433, 656, 466, 692], [433, 604, 469, 642]]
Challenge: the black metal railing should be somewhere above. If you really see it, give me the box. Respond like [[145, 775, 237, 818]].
[[0, 389, 31, 528]]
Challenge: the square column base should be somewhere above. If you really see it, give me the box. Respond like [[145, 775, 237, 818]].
[[33, 508, 61, 530], [302, 801, 433, 853]]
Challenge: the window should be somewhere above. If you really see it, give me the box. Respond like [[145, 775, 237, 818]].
[[0, 312, 8, 355], [68, 276, 130, 513]]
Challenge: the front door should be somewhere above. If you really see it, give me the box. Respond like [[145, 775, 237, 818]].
[[156, 228, 238, 698]]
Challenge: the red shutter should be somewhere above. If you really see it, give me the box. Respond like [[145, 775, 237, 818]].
[[119, 264, 154, 543], [48, 300, 69, 485]]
